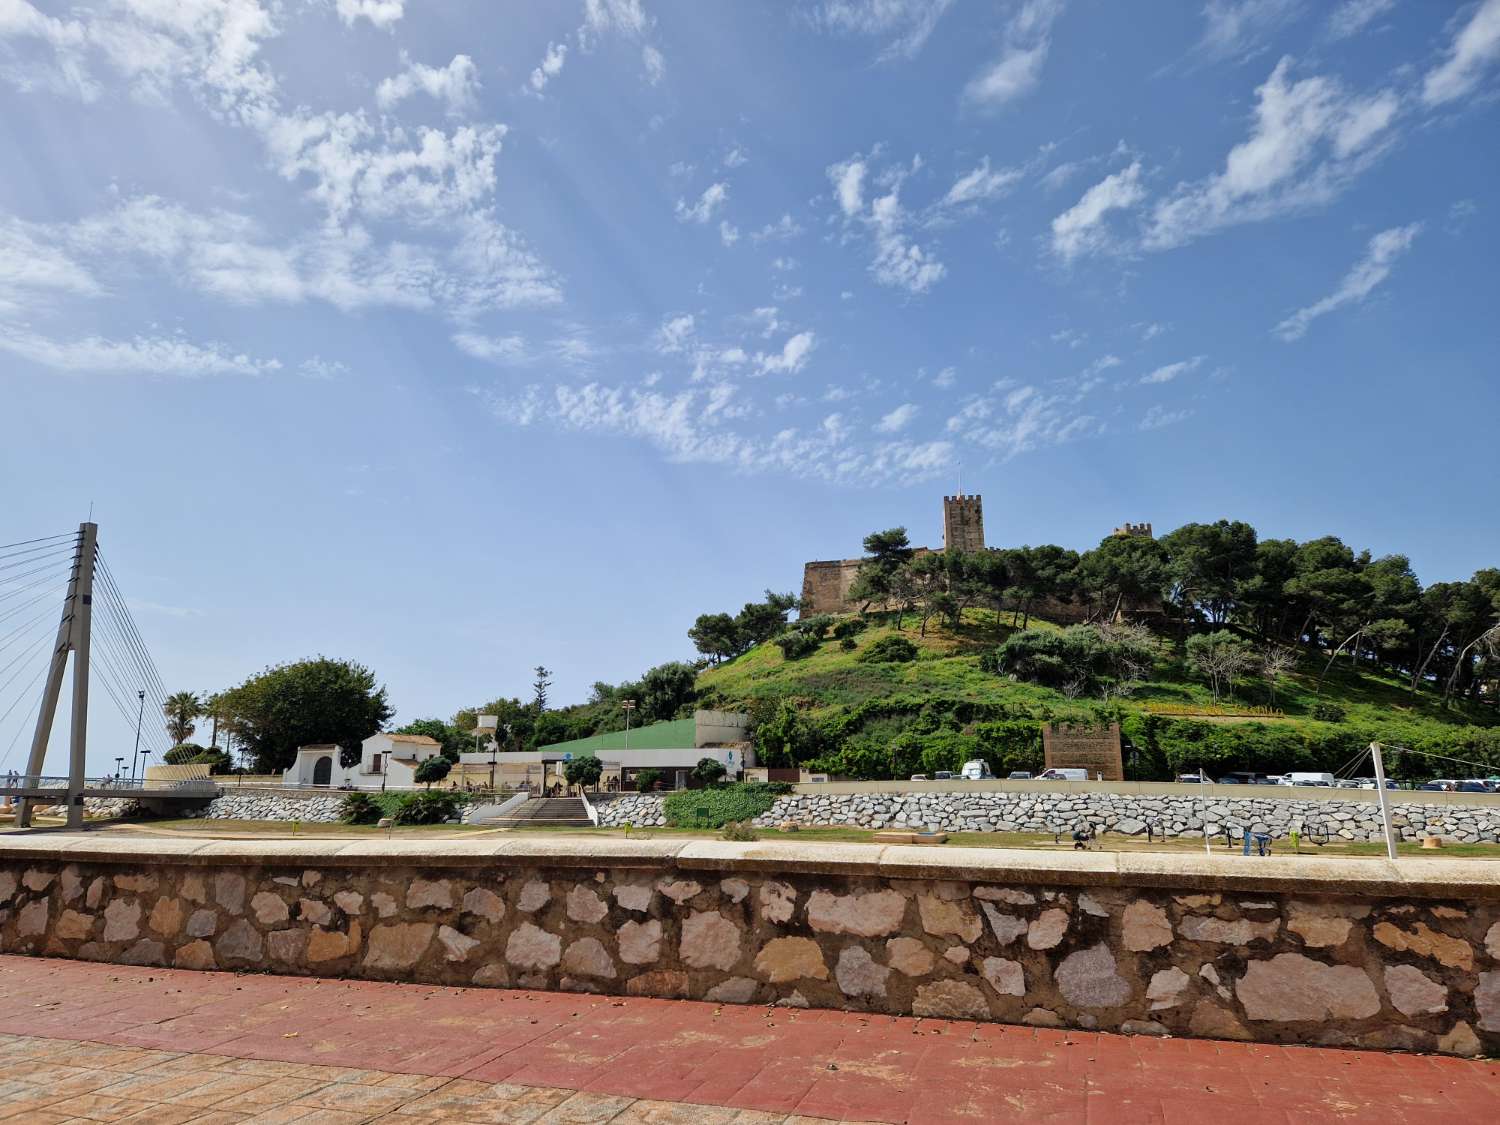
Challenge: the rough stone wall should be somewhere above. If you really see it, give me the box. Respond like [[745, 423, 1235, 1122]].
[[745, 792, 1500, 844], [598, 793, 668, 827], [203, 790, 344, 823], [1, 852, 1497, 1056]]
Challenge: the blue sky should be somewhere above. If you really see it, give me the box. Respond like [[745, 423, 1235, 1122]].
[[2, 0, 1498, 770]]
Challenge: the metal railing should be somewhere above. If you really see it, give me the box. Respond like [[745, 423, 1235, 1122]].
[[0, 774, 216, 794]]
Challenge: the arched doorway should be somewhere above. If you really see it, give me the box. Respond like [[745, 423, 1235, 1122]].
[[312, 756, 333, 786]]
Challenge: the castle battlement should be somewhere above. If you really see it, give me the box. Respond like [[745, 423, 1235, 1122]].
[[1113, 522, 1153, 538]]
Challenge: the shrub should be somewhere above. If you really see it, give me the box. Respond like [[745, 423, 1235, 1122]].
[[720, 819, 759, 841], [859, 635, 918, 664], [832, 617, 868, 640], [1311, 701, 1347, 723], [839, 637, 858, 651], [339, 792, 381, 825], [663, 782, 781, 828], [775, 630, 822, 660], [690, 757, 728, 786], [164, 743, 207, 765], [634, 768, 663, 793], [391, 790, 463, 825]]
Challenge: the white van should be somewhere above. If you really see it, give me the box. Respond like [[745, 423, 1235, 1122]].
[[1287, 772, 1336, 787], [960, 760, 994, 780], [1038, 768, 1087, 781]]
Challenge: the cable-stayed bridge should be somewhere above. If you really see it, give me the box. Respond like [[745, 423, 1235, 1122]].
[[0, 524, 214, 828]]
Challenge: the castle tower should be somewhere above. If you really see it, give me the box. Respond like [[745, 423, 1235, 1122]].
[[943, 493, 985, 553]]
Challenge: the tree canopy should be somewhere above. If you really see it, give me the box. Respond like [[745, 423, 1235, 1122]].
[[217, 657, 392, 772]]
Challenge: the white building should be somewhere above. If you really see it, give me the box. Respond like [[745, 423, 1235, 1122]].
[[281, 732, 443, 789]]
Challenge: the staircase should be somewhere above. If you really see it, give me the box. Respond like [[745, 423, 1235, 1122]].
[[479, 796, 593, 828]]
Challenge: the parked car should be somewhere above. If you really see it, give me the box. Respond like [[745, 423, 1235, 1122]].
[[1007, 770, 1033, 780], [960, 760, 994, 780], [932, 771, 955, 781], [1287, 772, 1337, 787], [1456, 781, 1490, 793], [1216, 776, 1241, 784], [1177, 773, 1207, 783], [909, 773, 928, 781], [1038, 767, 1087, 781]]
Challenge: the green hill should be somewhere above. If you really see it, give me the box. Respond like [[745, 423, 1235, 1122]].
[[695, 609, 1500, 783]]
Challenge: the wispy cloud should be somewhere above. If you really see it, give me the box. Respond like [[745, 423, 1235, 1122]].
[[1050, 161, 1145, 260], [874, 402, 919, 433], [1140, 356, 1205, 384], [527, 42, 568, 93], [1140, 404, 1193, 430], [1327, 0, 1396, 41], [336, 1, 405, 30], [375, 53, 478, 115], [1192, 0, 1300, 64], [964, 0, 1065, 108], [1273, 222, 1421, 341], [1145, 58, 1399, 250], [941, 157, 1023, 207], [1421, 0, 1500, 107], [676, 182, 729, 224], [0, 327, 281, 377], [945, 383, 1099, 460], [810, 0, 957, 61]]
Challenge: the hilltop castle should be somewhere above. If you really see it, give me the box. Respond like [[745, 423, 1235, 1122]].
[[800, 492, 1155, 618]]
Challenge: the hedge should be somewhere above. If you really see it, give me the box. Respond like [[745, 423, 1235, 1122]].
[[663, 783, 783, 828]]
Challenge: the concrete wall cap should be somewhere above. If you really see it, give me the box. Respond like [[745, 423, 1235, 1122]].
[[2, 834, 1499, 898]]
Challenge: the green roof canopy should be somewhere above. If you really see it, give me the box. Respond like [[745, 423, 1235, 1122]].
[[536, 717, 697, 757]]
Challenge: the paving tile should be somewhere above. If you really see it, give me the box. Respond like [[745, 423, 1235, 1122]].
[[534, 1091, 638, 1123]]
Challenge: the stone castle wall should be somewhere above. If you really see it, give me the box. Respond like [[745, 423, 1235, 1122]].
[[599, 791, 1500, 844], [0, 836, 1497, 1055]]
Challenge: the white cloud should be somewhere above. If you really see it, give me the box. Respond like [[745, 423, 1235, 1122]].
[[484, 376, 952, 485], [0, 215, 101, 311], [299, 356, 348, 378], [812, 0, 956, 61], [453, 332, 529, 363], [932, 366, 956, 388], [964, 0, 1065, 108], [752, 214, 804, 242], [1050, 161, 1145, 259], [0, 326, 281, 376], [828, 157, 867, 217], [675, 182, 728, 224], [945, 383, 1098, 459], [1138, 321, 1168, 340], [27, 195, 559, 319], [1193, 0, 1299, 62], [1273, 222, 1421, 341], [1422, 0, 1500, 107], [376, 53, 479, 115], [722, 145, 748, 168], [336, 0, 404, 29], [1145, 58, 1400, 250], [1140, 356, 1205, 384], [1140, 404, 1193, 430], [653, 313, 696, 354], [1328, 0, 1396, 40], [875, 402, 919, 432], [719, 220, 740, 246], [869, 188, 945, 293], [528, 42, 568, 93], [755, 331, 817, 375], [942, 157, 1023, 207], [582, 0, 648, 42], [641, 43, 665, 84]]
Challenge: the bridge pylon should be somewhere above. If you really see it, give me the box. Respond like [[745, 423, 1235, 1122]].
[[15, 522, 97, 830]]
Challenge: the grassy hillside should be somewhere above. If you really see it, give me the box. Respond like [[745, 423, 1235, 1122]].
[[696, 609, 1500, 782]]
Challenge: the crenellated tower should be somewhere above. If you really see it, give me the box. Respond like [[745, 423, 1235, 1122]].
[[942, 493, 985, 553]]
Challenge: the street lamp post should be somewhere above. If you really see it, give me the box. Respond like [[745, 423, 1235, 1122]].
[[131, 690, 145, 783], [621, 699, 636, 789], [114, 757, 123, 786]]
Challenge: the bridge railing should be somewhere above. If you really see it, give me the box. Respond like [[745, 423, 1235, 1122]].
[[0, 775, 218, 794]]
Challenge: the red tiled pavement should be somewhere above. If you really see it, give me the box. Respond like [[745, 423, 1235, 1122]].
[[0, 955, 1495, 1123]]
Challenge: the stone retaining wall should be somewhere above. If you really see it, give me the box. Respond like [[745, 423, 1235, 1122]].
[[202, 789, 344, 823], [1, 836, 1498, 1055], [748, 792, 1500, 843]]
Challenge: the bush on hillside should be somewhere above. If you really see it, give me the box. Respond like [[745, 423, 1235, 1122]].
[[340, 792, 381, 824], [774, 630, 822, 660], [832, 617, 867, 640], [839, 636, 858, 651], [859, 635, 918, 664], [1311, 701, 1347, 723], [663, 782, 780, 828], [995, 624, 1156, 698]]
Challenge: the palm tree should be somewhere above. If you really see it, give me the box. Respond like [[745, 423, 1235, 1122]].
[[163, 691, 202, 746]]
